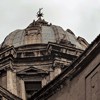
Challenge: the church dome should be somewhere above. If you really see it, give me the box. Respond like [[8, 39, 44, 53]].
[[1, 10, 88, 50]]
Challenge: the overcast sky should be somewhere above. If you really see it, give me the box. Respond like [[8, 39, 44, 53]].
[[0, 0, 100, 44]]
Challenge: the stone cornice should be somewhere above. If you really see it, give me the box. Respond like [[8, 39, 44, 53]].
[[0, 85, 22, 100], [0, 46, 17, 61]]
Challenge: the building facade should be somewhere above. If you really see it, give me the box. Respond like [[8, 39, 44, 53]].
[[31, 34, 100, 100], [0, 9, 89, 100]]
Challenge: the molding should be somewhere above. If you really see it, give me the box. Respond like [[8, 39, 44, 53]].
[[0, 85, 22, 100], [17, 66, 48, 75]]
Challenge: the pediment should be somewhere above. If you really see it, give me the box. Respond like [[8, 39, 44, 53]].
[[17, 67, 48, 75]]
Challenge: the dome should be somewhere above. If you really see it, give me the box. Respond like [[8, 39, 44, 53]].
[[1, 10, 88, 50]]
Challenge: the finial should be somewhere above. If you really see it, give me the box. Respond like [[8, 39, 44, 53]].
[[37, 8, 43, 19]]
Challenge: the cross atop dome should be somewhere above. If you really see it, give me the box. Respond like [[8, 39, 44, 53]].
[[37, 8, 43, 19]]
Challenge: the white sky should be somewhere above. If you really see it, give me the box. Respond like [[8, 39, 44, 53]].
[[0, 0, 100, 44]]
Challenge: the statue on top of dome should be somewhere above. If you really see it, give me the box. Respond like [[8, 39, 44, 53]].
[[37, 8, 43, 19]]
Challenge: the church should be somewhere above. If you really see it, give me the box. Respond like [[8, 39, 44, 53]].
[[0, 9, 99, 100]]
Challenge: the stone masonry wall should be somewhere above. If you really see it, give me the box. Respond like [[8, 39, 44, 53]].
[[48, 54, 100, 100]]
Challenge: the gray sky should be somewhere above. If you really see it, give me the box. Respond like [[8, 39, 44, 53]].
[[0, 0, 100, 44]]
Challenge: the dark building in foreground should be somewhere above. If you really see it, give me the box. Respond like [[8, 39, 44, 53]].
[[0, 9, 99, 100]]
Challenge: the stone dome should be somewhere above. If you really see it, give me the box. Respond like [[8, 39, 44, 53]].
[[1, 15, 88, 50]]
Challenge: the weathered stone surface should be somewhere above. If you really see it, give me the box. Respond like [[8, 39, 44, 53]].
[[0, 10, 90, 100], [30, 34, 100, 100]]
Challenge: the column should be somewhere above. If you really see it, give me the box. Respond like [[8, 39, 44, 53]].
[[20, 79, 26, 100], [7, 69, 14, 93], [54, 67, 61, 77], [42, 77, 47, 87], [7, 69, 17, 96]]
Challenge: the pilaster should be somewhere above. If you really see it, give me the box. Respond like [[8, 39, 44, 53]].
[[20, 79, 26, 100], [7, 68, 17, 96]]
